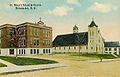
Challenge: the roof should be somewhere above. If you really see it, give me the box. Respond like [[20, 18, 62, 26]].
[[53, 32, 88, 47], [0, 24, 15, 28], [17, 22, 52, 29], [104, 42, 120, 47], [89, 20, 98, 27], [73, 25, 78, 30]]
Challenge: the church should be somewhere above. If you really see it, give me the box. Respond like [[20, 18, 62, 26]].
[[53, 20, 120, 55]]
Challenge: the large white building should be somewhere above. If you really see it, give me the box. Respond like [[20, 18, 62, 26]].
[[53, 20, 120, 55]]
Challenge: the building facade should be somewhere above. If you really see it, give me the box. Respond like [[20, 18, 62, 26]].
[[53, 20, 120, 55], [0, 19, 52, 56]]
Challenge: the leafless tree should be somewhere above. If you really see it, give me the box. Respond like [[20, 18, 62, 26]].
[[10, 27, 24, 59]]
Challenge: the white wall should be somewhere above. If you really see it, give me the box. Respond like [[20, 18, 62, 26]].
[[0, 48, 52, 56], [52, 45, 88, 53], [104, 47, 120, 55], [88, 26, 104, 53]]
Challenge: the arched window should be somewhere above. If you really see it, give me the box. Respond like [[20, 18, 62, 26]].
[[74, 47, 76, 50], [109, 48, 111, 51], [105, 48, 108, 51], [114, 48, 117, 51], [92, 31, 94, 36]]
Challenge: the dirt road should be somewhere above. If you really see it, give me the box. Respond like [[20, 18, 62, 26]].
[[1, 54, 120, 77]]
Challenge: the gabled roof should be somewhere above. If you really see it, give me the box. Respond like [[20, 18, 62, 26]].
[[73, 25, 78, 30], [89, 20, 98, 27], [104, 42, 120, 47], [53, 32, 88, 47]]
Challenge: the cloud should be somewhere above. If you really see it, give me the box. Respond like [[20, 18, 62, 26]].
[[66, 0, 80, 5], [48, 6, 73, 16], [88, 2, 113, 13]]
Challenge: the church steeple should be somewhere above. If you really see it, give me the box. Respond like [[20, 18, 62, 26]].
[[73, 25, 78, 33], [89, 19, 98, 27]]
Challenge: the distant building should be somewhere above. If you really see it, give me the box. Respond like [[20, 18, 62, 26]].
[[53, 20, 120, 55], [0, 19, 52, 56], [104, 42, 120, 55]]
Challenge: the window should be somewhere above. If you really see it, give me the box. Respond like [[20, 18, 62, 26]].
[[37, 49, 39, 54], [59, 47, 61, 50], [23, 40, 25, 45], [92, 31, 94, 36], [74, 47, 76, 50], [119, 48, 120, 51], [9, 49, 14, 55], [46, 49, 48, 53], [105, 48, 108, 51], [91, 47, 93, 49], [69, 46, 70, 49], [24, 49, 25, 54], [0, 50, 1, 54], [86, 46, 88, 49], [109, 48, 111, 51], [19, 49, 21, 54], [49, 49, 50, 53], [90, 31, 91, 36], [64, 47, 65, 50], [43, 49, 45, 54], [37, 40, 39, 46], [30, 49, 33, 54], [34, 49, 36, 54], [22, 49, 24, 54], [55, 47, 56, 50], [99, 40, 101, 43], [43, 40, 45, 46], [114, 48, 117, 51], [34, 39, 36, 45], [35, 28, 37, 35]]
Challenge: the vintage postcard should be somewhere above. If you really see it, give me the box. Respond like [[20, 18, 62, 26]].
[[0, 0, 120, 77]]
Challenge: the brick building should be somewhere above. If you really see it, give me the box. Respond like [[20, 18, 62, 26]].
[[0, 19, 52, 56]]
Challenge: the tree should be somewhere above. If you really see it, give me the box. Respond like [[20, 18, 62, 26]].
[[10, 27, 24, 59]]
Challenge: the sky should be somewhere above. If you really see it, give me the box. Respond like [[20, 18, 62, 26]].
[[0, 0, 120, 41]]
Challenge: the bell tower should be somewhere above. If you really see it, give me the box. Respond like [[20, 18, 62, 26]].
[[88, 19, 104, 53], [73, 25, 78, 33]]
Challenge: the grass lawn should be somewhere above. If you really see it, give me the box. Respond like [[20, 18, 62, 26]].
[[71, 53, 116, 59], [0, 63, 7, 67], [0, 56, 58, 66]]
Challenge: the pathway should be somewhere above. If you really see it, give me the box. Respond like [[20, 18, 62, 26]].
[[0, 59, 17, 67], [86, 58, 120, 63], [0, 63, 65, 75]]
